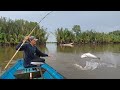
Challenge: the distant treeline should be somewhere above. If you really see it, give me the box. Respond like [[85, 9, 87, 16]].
[[55, 25, 120, 44], [0, 17, 120, 46], [0, 17, 48, 45]]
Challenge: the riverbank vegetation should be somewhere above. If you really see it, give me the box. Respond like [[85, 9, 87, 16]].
[[55, 25, 120, 45], [0, 17, 120, 46], [0, 17, 48, 46]]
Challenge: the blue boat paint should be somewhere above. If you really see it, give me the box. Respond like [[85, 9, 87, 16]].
[[0, 59, 64, 79], [41, 64, 64, 79]]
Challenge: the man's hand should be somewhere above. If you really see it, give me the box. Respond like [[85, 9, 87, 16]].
[[48, 54, 53, 57], [23, 36, 29, 42], [47, 54, 56, 60]]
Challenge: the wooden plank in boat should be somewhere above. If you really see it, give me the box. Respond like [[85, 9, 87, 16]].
[[14, 68, 46, 79]]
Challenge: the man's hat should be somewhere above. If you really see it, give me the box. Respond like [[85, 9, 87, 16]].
[[29, 36, 38, 41]]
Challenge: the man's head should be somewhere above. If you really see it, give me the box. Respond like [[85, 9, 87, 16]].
[[29, 36, 38, 46]]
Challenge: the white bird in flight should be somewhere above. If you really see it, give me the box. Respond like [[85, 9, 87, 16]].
[[81, 53, 100, 59]]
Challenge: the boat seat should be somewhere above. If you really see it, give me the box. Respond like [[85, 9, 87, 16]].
[[14, 62, 45, 79], [14, 66, 45, 79], [30, 62, 44, 79]]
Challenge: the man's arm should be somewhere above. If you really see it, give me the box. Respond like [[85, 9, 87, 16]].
[[36, 47, 48, 57], [16, 36, 29, 51], [16, 42, 27, 51]]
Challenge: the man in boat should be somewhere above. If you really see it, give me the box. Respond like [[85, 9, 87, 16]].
[[16, 36, 51, 68]]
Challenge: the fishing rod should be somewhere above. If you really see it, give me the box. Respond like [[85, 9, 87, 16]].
[[4, 11, 53, 70]]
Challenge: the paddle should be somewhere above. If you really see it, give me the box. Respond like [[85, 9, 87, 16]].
[[4, 11, 53, 70]]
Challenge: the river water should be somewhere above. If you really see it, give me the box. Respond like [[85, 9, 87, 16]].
[[0, 43, 120, 79]]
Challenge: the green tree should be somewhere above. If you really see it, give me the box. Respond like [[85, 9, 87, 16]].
[[72, 25, 81, 36]]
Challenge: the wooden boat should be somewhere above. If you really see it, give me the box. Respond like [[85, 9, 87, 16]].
[[0, 59, 65, 79]]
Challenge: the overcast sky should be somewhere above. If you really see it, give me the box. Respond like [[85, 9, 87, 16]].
[[0, 11, 120, 42]]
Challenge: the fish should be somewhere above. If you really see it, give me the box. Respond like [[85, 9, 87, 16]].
[[81, 53, 100, 59]]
